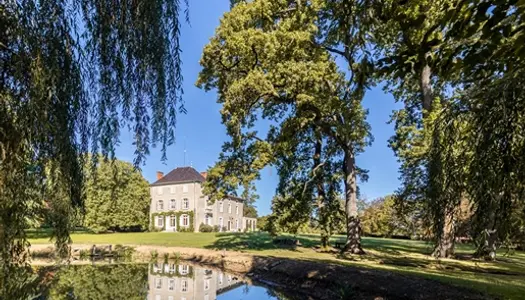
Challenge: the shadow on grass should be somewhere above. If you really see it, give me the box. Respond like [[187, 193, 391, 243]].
[[26, 228, 93, 240], [204, 232, 320, 252]]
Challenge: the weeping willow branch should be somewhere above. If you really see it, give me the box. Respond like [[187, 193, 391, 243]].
[[1, 0, 188, 285]]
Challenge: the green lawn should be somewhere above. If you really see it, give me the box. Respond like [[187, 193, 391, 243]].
[[28, 230, 525, 299]]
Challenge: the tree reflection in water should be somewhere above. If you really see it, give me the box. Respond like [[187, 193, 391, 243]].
[[1, 262, 298, 299]]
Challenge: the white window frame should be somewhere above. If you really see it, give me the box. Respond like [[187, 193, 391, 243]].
[[181, 279, 188, 292], [170, 186, 176, 194], [218, 273, 223, 285], [157, 216, 164, 227], [155, 278, 162, 289], [168, 296, 174, 300], [219, 217, 223, 231], [157, 187, 163, 195], [157, 200, 164, 211], [236, 219, 239, 230], [205, 214, 211, 225], [182, 184, 188, 193], [170, 199, 176, 209], [219, 202, 223, 212], [168, 279, 175, 291], [170, 216, 176, 227], [179, 265, 189, 275], [181, 214, 189, 227], [204, 279, 210, 290], [228, 202, 231, 213], [182, 198, 189, 210], [236, 205, 239, 215]]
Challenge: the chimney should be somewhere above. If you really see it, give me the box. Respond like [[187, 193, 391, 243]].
[[200, 171, 208, 179], [156, 171, 164, 180]]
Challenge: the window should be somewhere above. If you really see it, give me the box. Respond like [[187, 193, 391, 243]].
[[153, 263, 161, 272], [157, 187, 163, 195], [236, 205, 239, 215], [218, 273, 223, 285], [228, 202, 231, 213], [236, 219, 239, 230], [157, 200, 164, 211], [204, 279, 210, 290], [182, 198, 189, 210], [204, 295, 209, 300], [205, 214, 211, 225], [169, 264, 176, 273], [155, 295, 161, 300], [181, 214, 189, 227], [219, 202, 223, 212], [155, 278, 162, 289], [170, 216, 176, 227], [182, 184, 188, 193], [168, 279, 175, 291], [170, 199, 176, 209], [170, 186, 176, 193], [157, 216, 164, 227], [219, 217, 223, 231], [179, 265, 189, 275], [181, 280, 188, 292], [228, 275, 232, 283]]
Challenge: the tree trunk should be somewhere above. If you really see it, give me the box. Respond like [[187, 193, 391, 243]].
[[432, 210, 455, 258], [314, 132, 330, 249], [475, 229, 498, 261], [342, 149, 364, 254], [420, 63, 433, 115], [419, 61, 457, 258]]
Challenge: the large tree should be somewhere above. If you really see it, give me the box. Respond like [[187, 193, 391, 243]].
[[1, 0, 187, 287], [82, 158, 150, 232], [199, 0, 371, 253]]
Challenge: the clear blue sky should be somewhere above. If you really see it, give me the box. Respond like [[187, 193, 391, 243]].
[[115, 0, 403, 216]]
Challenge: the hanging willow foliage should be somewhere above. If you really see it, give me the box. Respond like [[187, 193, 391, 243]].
[[0, 0, 187, 286], [428, 70, 525, 259]]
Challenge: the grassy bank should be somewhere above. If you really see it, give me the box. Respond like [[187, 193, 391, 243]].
[[28, 230, 525, 299]]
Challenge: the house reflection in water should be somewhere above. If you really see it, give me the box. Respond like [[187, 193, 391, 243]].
[[148, 262, 243, 300]]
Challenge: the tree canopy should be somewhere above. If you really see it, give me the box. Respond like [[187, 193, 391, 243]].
[[82, 158, 150, 232], [198, 0, 372, 252]]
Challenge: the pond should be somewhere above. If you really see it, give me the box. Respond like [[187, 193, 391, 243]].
[[8, 262, 299, 300]]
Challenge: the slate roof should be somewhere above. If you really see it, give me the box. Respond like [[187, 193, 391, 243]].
[[151, 167, 205, 186]]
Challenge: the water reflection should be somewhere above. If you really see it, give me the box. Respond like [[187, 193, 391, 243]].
[[1, 261, 298, 299], [148, 262, 242, 300]]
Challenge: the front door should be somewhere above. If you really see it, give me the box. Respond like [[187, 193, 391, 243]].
[[166, 215, 177, 232]]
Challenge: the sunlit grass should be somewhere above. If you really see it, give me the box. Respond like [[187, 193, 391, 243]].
[[28, 229, 525, 299]]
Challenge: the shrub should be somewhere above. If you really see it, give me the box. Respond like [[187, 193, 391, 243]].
[[199, 223, 213, 232]]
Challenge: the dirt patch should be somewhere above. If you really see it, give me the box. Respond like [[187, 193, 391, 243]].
[[30, 244, 492, 300]]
